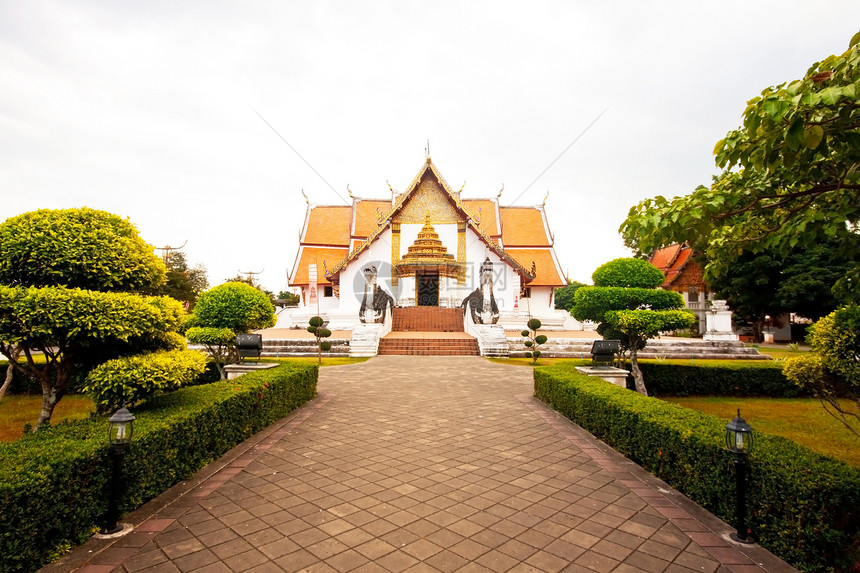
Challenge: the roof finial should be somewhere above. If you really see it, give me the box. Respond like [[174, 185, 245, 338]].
[[425, 139, 430, 161], [301, 189, 308, 205], [457, 181, 465, 197], [347, 184, 354, 199], [497, 183, 504, 199], [542, 190, 549, 206]]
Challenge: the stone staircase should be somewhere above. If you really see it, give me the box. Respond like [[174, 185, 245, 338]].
[[261, 337, 351, 358], [392, 307, 464, 332], [507, 336, 766, 360], [378, 336, 480, 356]]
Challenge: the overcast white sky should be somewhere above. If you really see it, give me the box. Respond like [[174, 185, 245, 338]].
[[2, 2, 858, 292]]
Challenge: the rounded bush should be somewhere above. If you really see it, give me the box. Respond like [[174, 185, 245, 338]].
[[533, 350, 541, 358], [0, 207, 166, 292], [592, 258, 665, 289], [527, 318, 542, 330], [309, 316, 324, 327], [320, 341, 332, 351], [536, 335, 548, 345], [193, 282, 276, 332], [521, 330, 530, 337], [524, 340, 533, 347], [319, 328, 332, 338]]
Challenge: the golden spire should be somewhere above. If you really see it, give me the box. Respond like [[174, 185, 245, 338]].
[[301, 189, 308, 205], [497, 183, 504, 199]]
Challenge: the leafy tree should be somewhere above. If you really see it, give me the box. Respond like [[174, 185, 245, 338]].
[[553, 280, 586, 311], [184, 327, 236, 381], [708, 238, 857, 341], [571, 258, 695, 396], [0, 286, 184, 427], [307, 316, 332, 365], [277, 290, 301, 305], [621, 34, 860, 301], [224, 274, 276, 303], [783, 305, 860, 435], [521, 318, 547, 364], [0, 208, 166, 291], [0, 208, 180, 428], [154, 251, 209, 309], [185, 282, 276, 378]]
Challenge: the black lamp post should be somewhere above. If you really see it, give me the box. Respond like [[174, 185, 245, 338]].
[[103, 407, 135, 535], [725, 409, 754, 544]]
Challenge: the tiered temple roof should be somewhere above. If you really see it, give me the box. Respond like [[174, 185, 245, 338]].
[[289, 159, 565, 289]]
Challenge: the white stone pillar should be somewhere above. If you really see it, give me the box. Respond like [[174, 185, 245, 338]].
[[704, 300, 739, 341]]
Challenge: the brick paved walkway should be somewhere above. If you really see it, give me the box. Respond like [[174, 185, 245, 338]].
[[50, 357, 795, 573]]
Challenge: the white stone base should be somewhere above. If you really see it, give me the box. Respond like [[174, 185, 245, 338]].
[[575, 366, 630, 387], [703, 331, 739, 341], [224, 363, 279, 380]]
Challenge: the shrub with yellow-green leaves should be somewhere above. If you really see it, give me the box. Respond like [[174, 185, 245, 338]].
[[83, 349, 208, 411]]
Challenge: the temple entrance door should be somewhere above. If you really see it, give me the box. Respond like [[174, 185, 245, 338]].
[[417, 273, 439, 306]]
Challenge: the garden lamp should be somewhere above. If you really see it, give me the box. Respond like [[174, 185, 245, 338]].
[[103, 407, 135, 535], [725, 409, 754, 544]]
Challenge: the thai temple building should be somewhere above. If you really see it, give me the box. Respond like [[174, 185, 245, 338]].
[[284, 157, 568, 355]]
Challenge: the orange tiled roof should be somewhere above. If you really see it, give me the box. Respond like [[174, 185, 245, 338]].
[[303, 206, 351, 247], [291, 246, 350, 286], [664, 246, 693, 286], [506, 248, 565, 287], [462, 199, 499, 236], [353, 200, 392, 238], [499, 207, 551, 247], [324, 159, 536, 284], [649, 244, 682, 273]]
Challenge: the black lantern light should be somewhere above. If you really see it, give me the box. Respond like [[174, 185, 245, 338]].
[[103, 407, 135, 535], [725, 409, 754, 544]]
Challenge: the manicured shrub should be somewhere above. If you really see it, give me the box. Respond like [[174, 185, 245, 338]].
[[634, 361, 807, 397], [83, 350, 209, 411], [534, 365, 860, 572], [592, 257, 666, 288], [0, 363, 317, 573]]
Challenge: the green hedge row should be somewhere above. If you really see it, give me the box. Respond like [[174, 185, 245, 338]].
[[0, 363, 317, 573], [632, 361, 808, 397], [534, 365, 860, 573]]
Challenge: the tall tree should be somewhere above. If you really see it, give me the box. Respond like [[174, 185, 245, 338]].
[[155, 251, 209, 308], [571, 258, 695, 396], [0, 208, 183, 428], [554, 280, 586, 311], [621, 34, 860, 301]]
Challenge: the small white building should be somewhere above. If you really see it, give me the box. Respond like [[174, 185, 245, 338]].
[[287, 158, 566, 332]]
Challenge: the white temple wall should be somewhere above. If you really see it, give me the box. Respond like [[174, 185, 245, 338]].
[[337, 228, 401, 315]]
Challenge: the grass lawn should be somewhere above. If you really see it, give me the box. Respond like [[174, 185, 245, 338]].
[[663, 396, 860, 468], [0, 394, 95, 443]]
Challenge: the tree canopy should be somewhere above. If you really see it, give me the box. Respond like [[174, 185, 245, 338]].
[[0, 208, 166, 292], [621, 34, 860, 301], [192, 282, 276, 333]]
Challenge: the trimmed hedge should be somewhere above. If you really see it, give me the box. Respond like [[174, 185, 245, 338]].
[[0, 363, 317, 573], [534, 365, 860, 573], [634, 361, 809, 397]]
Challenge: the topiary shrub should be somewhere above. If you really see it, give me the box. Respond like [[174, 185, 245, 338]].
[[592, 257, 666, 288], [521, 318, 547, 364], [83, 349, 208, 412], [186, 282, 276, 379], [308, 316, 332, 364], [186, 326, 237, 380]]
